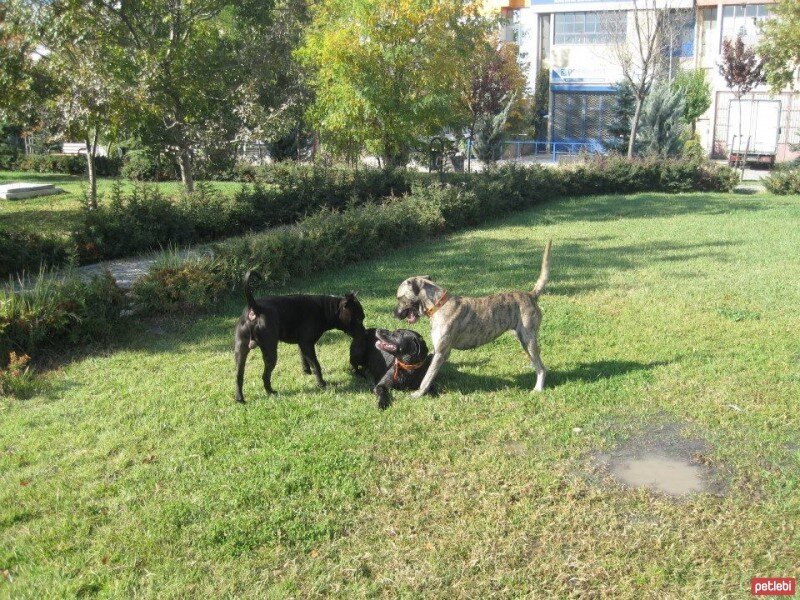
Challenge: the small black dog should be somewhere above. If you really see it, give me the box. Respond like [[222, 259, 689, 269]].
[[235, 270, 365, 402], [350, 328, 433, 409]]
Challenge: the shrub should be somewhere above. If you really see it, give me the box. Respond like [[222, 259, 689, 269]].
[[0, 271, 125, 359], [132, 258, 227, 314], [0, 352, 37, 398], [14, 153, 121, 176], [73, 183, 195, 263], [764, 168, 800, 195], [0, 229, 74, 278], [138, 159, 735, 315]]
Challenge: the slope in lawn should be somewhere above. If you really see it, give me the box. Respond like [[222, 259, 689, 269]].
[[1, 192, 798, 598]]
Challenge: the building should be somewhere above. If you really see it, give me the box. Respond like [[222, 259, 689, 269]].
[[490, 0, 800, 163]]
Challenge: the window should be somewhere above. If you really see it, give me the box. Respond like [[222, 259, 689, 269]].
[[666, 9, 695, 58], [721, 4, 771, 44], [553, 12, 625, 45], [700, 7, 718, 58]]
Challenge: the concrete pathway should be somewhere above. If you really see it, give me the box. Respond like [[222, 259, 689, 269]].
[[74, 247, 211, 289]]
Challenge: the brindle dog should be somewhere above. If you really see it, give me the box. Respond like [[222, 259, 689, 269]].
[[394, 241, 552, 397]]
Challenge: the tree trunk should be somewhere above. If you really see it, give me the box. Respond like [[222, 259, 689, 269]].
[[84, 137, 98, 211], [627, 96, 644, 159], [178, 148, 194, 193]]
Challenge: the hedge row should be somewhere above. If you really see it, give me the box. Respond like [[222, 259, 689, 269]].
[[132, 158, 739, 313], [2, 166, 419, 277], [2, 158, 738, 363], [12, 153, 122, 177]]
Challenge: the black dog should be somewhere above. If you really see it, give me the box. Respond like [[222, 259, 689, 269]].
[[350, 328, 433, 409], [235, 270, 365, 402]]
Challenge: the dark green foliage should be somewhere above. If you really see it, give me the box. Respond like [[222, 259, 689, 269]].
[[637, 83, 687, 158], [529, 68, 550, 140], [473, 96, 514, 162], [120, 150, 179, 181], [14, 153, 121, 176], [6, 160, 738, 278], [132, 260, 228, 314], [764, 168, 800, 195], [0, 229, 74, 278], [608, 82, 636, 153], [0, 272, 124, 359]]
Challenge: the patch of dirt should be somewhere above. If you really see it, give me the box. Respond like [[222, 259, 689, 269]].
[[593, 423, 726, 498]]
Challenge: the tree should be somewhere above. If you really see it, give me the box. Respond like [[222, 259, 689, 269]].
[[81, 0, 278, 192], [637, 81, 685, 157], [464, 35, 526, 163], [235, 0, 313, 161], [604, 1, 685, 158], [0, 6, 56, 158], [473, 95, 514, 162], [528, 68, 550, 140], [607, 81, 636, 153], [6, 1, 131, 209], [673, 68, 711, 133], [300, 0, 489, 166], [719, 34, 764, 164], [758, 0, 800, 93]]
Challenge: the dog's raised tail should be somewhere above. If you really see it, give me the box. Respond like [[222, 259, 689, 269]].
[[244, 269, 262, 313], [532, 240, 552, 297]]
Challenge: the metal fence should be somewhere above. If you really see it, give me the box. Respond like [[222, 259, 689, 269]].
[[500, 140, 605, 163]]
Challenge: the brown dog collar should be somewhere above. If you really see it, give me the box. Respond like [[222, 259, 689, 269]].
[[424, 291, 448, 317], [393, 358, 427, 381]]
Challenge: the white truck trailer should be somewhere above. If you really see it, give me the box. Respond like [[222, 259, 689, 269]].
[[726, 99, 782, 166]]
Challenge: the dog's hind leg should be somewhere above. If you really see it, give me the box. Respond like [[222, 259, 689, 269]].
[[299, 349, 313, 375], [234, 333, 250, 403], [260, 337, 278, 395], [299, 342, 326, 388], [516, 327, 546, 392]]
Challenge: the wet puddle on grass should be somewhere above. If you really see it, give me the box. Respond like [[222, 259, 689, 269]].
[[595, 423, 724, 497], [609, 453, 707, 495]]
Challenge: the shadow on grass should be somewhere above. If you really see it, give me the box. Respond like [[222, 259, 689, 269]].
[[540, 192, 766, 223]]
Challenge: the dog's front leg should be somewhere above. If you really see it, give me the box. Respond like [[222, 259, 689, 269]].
[[411, 349, 449, 399], [373, 369, 395, 410]]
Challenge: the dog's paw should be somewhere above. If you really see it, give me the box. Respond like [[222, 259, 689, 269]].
[[410, 390, 425, 399]]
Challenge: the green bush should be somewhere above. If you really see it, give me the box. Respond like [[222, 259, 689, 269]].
[[132, 259, 227, 314], [137, 159, 737, 314], [764, 168, 800, 195], [0, 271, 125, 360], [14, 153, 121, 176], [0, 229, 74, 278]]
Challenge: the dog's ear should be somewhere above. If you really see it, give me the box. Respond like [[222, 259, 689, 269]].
[[346, 291, 358, 301]]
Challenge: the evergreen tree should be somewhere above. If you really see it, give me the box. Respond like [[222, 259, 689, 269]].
[[637, 82, 686, 157], [607, 81, 635, 154]]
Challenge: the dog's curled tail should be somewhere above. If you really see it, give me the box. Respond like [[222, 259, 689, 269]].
[[532, 240, 552, 297], [244, 269, 262, 313]]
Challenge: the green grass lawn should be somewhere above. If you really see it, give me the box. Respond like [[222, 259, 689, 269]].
[[0, 171, 241, 240], [2, 192, 799, 597]]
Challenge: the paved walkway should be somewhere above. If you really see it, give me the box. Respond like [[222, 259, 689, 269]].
[[74, 247, 210, 289]]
